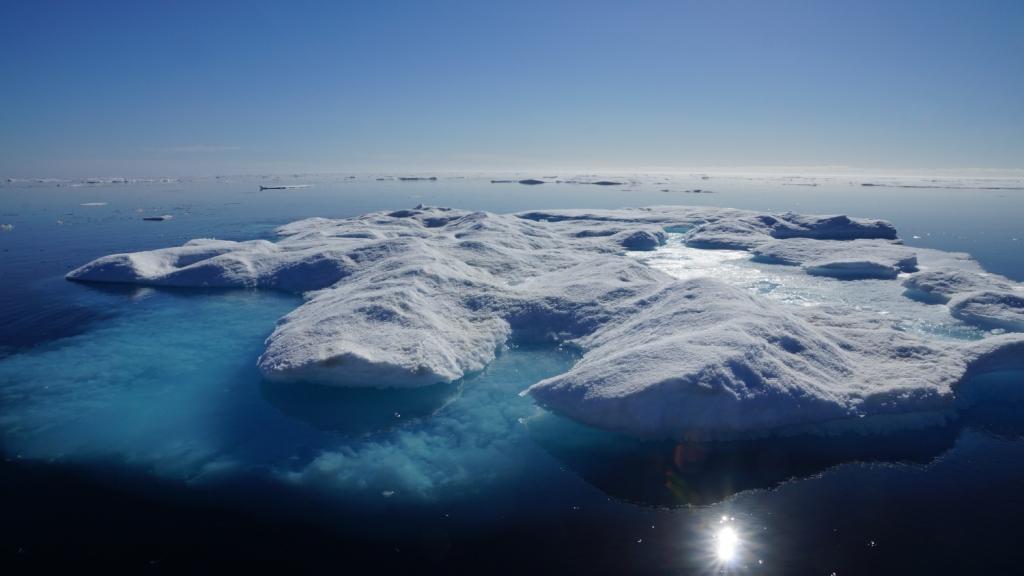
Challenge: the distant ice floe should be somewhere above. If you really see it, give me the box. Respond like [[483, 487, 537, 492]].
[[259, 184, 311, 190], [67, 205, 1024, 439], [859, 179, 1024, 191]]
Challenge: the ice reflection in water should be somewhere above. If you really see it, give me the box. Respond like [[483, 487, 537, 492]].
[[527, 410, 961, 507]]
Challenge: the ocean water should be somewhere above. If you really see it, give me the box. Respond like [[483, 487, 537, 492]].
[[1, 173, 1023, 573]]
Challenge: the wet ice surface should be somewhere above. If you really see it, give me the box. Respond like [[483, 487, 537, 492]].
[[2, 174, 1024, 572], [630, 234, 990, 341]]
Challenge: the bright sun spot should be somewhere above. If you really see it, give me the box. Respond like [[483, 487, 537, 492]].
[[716, 526, 740, 562]]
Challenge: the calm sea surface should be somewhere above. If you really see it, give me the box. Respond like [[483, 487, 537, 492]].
[[1, 174, 1023, 573]]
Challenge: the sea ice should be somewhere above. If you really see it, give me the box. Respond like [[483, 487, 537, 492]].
[[67, 205, 1024, 438]]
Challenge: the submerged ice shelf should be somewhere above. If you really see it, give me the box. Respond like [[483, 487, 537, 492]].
[[66, 206, 1024, 439]]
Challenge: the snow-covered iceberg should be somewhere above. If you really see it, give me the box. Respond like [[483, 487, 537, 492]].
[[67, 205, 1024, 439]]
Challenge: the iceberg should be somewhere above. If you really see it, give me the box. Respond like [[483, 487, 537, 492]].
[[67, 205, 1024, 439]]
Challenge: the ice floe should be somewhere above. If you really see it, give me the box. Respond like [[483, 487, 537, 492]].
[[66, 205, 1024, 439]]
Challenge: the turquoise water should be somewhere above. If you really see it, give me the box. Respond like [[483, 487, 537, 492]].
[[0, 286, 584, 501], [2, 175, 1024, 572], [0, 289, 301, 478]]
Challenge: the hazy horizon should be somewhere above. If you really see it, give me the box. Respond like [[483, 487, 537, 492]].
[[7, 166, 1024, 181]]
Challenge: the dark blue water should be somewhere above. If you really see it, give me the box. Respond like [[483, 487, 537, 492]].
[[1, 175, 1023, 573]]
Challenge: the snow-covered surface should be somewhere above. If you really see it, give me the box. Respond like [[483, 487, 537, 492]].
[[682, 212, 898, 250], [67, 205, 1024, 439], [752, 238, 918, 279], [903, 268, 1017, 303], [950, 291, 1024, 332]]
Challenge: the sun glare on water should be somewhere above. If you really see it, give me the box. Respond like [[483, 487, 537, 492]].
[[716, 525, 740, 562]]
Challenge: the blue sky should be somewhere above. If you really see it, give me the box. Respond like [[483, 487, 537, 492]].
[[1, 0, 1022, 176]]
